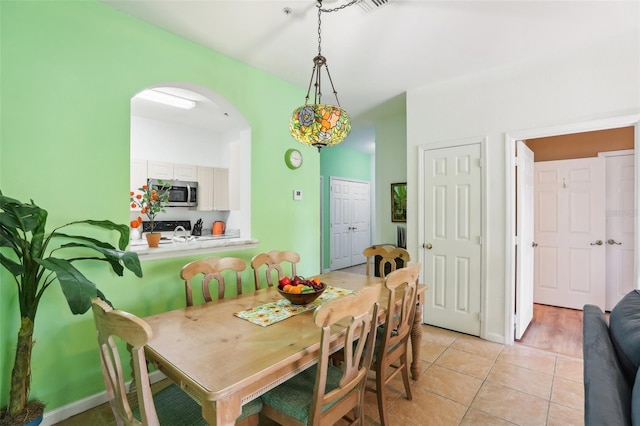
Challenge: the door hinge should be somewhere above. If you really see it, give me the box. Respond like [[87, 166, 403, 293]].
[[514, 235, 520, 245]]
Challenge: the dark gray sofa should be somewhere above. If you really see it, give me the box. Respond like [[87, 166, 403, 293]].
[[583, 289, 640, 426]]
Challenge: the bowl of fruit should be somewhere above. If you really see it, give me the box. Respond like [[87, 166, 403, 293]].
[[277, 275, 326, 305]]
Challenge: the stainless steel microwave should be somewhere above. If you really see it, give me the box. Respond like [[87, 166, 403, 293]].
[[148, 179, 198, 207]]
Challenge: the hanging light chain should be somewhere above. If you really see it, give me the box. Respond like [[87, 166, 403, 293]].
[[319, 0, 360, 14], [317, 0, 360, 55], [317, 2, 322, 55], [311, 0, 358, 107]]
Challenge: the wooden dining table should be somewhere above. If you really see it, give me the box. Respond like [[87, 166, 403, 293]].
[[142, 270, 427, 426]]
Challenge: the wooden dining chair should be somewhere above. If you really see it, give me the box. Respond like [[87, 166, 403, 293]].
[[250, 250, 300, 290], [259, 285, 381, 426], [180, 256, 247, 306], [368, 263, 421, 426], [90, 297, 262, 426], [363, 244, 410, 278]]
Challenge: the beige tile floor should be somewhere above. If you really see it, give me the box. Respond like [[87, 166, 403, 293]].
[[352, 325, 584, 426], [56, 324, 584, 426]]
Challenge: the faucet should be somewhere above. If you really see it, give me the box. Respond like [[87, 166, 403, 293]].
[[172, 226, 191, 243]]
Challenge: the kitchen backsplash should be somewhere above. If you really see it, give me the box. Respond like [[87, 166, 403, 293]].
[[139, 219, 239, 238], [131, 208, 234, 232]]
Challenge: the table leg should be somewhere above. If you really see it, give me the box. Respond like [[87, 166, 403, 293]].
[[202, 394, 242, 426], [410, 294, 424, 380]]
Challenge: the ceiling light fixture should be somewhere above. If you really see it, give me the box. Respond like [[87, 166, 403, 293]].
[[289, 0, 358, 151], [135, 89, 196, 110]]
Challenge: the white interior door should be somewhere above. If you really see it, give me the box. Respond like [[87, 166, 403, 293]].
[[330, 179, 352, 270], [350, 181, 370, 265], [515, 141, 534, 339], [421, 144, 482, 336], [604, 153, 635, 310], [330, 178, 370, 270], [534, 157, 606, 310]]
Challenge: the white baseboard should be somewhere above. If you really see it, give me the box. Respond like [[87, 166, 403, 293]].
[[485, 331, 507, 345], [41, 370, 166, 425]]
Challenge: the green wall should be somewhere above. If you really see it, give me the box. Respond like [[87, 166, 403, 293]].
[[320, 145, 372, 270], [373, 99, 407, 245], [0, 1, 321, 412]]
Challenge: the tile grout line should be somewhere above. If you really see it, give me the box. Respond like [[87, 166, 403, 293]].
[[420, 326, 583, 425]]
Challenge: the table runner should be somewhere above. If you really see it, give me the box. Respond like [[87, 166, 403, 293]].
[[234, 286, 353, 327]]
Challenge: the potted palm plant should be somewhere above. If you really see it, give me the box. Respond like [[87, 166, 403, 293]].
[[0, 191, 143, 425]]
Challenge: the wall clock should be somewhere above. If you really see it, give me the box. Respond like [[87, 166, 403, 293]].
[[285, 148, 303, 170]]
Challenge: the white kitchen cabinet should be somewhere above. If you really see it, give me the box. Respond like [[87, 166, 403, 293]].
[[130, 159, 148, 211], [197, 166, 229, 211], [173, 163, 198, 181], [147, 161, 173, 180], [148, 161, 197, 181], [196, 166, 214, 211], [213, 167, 230, 211]]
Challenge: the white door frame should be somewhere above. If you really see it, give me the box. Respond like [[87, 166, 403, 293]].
[[505, 114, 640, 345], [418, 137, 488, 338]]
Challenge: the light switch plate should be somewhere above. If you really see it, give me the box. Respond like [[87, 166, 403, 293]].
[[293, 190, 303, 200]]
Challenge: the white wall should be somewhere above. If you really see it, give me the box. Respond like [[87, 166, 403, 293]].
[[406, 31, 640, 343], [131, 115, 230, 167]]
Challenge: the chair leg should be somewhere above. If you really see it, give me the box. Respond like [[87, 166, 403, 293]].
[[400, 353, 413, 401], [376, 364, 389, 426]]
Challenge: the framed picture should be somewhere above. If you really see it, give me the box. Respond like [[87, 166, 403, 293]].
[[391, 182, 407, 222]]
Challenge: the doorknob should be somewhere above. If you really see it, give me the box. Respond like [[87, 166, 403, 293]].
[[590, 240, 603, 246], [607, 239, 622, 245], [423, 243, 433, 250], [532, 242, 538, 247]]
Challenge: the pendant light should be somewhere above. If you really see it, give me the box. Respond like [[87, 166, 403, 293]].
[[289, 0, 357, 151]]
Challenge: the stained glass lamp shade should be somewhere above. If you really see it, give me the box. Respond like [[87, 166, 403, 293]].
[[290, 103, 351, 151]]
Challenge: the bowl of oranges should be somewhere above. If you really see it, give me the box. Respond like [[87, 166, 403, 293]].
[[277, 275, 326, 305]]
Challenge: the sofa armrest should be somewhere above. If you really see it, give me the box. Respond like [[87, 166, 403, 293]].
[[583, 304, 632, 426]]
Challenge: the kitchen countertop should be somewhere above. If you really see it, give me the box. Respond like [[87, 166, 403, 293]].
[[129, 235, 259, 261]]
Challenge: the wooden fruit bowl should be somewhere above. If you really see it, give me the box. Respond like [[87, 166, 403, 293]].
[[277, 283, 326, 305]]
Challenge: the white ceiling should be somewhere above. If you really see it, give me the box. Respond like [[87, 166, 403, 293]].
[[105, 0, 639, 153]]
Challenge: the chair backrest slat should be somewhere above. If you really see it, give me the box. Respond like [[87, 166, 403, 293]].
[[180, 257, 247, 306], [363, 245, 410, 278], [91, 298, 159, 426], [308, 284, 381, 425], [250, 250, 300, 290], [379, 263, 421, 363]]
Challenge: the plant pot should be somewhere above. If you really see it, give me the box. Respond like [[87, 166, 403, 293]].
[[1, 400, 45, 426], [146, 232, 161, 248], [25, 414, 43, 426]]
